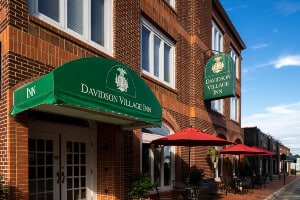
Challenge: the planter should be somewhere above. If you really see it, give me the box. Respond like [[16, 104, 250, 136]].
[[271, 174, 279, 180]]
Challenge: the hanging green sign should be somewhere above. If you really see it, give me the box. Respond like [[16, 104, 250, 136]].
[[204, 53, 235, 100]]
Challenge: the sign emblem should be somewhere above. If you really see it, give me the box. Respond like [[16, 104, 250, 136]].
[[212, 56, 224, 73], [115, 67, 128, 92]]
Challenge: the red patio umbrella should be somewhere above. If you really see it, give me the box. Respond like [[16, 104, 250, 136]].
[[151, 127, 233, 180], [219, 144, 266, 155], [244, 146, 277, 156], [220, 144, 266, 177], [151, 127, 233, 147]]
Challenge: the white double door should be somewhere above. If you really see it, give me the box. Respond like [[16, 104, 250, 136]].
[[29, 120, 97, 200]]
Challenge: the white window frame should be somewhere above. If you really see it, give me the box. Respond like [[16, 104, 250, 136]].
[[141, 18, 175, 88], [230, 96, 240, 122], [212, 21, 223, 53], [230, 47, 239, 79], [140, 123, 175, 189], [165, 0, 175, 8], [28, 0, 113, 56], [211, 21, 224, 114], [211, 99, 224, 114]]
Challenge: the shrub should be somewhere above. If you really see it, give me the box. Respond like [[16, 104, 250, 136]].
[[0, 175, 7, 198], [128, 172, 155, 200]]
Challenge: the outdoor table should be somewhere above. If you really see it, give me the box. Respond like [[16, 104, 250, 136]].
[[233, 177, 244, 194], [185, 185, 198, 199]]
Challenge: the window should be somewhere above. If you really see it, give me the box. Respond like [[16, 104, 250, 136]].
[[211, 21, 224, 114], [141, 18, 175, 88], [230, 47, 239, 79], [230, 96, 240, 122], [0, 42, 2, 97], [165, 0, 175, 8], [141, 125, 174, 188], [211, 100, 224, 114], [28, 0, 112, 55], [212, 21, 223, 53]]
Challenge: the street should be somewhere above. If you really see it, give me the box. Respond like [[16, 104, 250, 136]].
[[269, 175, 300, 200]]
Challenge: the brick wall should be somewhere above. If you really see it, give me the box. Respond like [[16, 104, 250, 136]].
[[1, 0, 245, 199]]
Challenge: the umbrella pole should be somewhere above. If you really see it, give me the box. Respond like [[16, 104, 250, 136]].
[[187, 146, 191, 185]]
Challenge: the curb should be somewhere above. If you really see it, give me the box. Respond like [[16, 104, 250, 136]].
[[264, 178, 299, 200]]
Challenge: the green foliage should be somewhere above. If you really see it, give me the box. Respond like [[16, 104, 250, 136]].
[[0, 175, 7, 197], [240, 156, 252, 177], [207, 147, 220, 163], [128, 172, 155, 200], [291, 169, 297, 175]]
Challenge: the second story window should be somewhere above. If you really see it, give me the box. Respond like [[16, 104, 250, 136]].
[[29, 0, 112, 55], [212, 21, 223, 53], [211, 99, 223, 114], [230, 96, 240, 122], [211, 21, 224, 114], [230, 47, 239, 79], [165, 0, 175, 8], [141, 18, 175, 88]]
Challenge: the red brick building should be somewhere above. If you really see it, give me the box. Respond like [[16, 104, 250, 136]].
[[0, 0, 245, 199]]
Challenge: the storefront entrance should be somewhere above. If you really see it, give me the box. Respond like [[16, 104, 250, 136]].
[[28, 120, 97, 200]]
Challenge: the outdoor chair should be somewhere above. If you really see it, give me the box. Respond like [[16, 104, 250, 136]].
[[254, 176, 267, 189], [195, 183, 218, 200], [218, 176, 226, 192], [172, 180, 189, 200], [154, 185, 173, 200], [242, 177, 254, 195], [222, 177, 236, 195], [233, 178, 245, 195]]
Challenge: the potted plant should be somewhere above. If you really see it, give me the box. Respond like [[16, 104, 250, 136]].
[[207, 147, 220, 168], [0, 175, 7, 198], [128, 172, 155, 200]]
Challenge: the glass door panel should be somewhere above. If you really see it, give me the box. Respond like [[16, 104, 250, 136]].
[[61, 137, 88, 200], [29, 137, 59, 200]]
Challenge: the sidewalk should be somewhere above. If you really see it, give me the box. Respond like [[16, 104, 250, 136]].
[[218, 175, 300, 200]]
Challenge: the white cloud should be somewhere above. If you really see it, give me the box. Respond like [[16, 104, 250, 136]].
[[242, 102, 300, 154], [272, 55, 300, 68], [251, 43, 269, 50], [274, 1, 300, 16]]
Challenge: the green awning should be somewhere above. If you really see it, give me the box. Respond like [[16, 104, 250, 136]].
[[10, 57, 162, 128]]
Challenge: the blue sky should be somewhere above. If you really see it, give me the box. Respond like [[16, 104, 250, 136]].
[[220, 0, 300, 155]]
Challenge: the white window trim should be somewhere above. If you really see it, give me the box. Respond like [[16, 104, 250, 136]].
[[28, 0, 113, 56], [165, 0, 175, 8], [211, 99, 224, 114], [141, 17, 175, 88], [230, 96, 240, 122], [230, 47, 239, 80], [211, 21, 224, 114], [212, 21, 223, 53]]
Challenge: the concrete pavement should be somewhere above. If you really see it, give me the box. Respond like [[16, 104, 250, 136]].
[[266, 175, 300, 200], [218, 175, 300, 200]]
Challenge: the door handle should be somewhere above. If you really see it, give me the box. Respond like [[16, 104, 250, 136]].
[[61, 171, 65, 183], [56, 171, 60, 183]]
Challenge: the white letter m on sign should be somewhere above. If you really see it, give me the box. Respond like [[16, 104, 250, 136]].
[[26, 86, 36, 99]]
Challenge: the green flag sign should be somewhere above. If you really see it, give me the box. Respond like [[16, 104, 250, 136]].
[[204, 53, 235, 100]]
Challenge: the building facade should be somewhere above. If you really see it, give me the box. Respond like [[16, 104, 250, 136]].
[[0, 0, 245, 199], [243, 126, 292, 179]]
